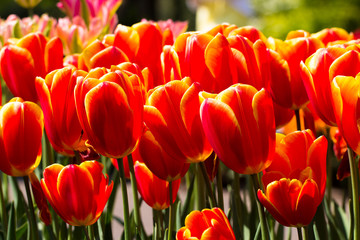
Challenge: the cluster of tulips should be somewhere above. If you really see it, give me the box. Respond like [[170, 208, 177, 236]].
[[1, 0, 360, 240]]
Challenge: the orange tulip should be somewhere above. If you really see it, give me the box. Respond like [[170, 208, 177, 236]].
[[134, 161, 180, 210], [300, 45, 360, 126], [36, 67, 87, 156], [311, 27, 353, 46], [144, 78, 212, 163], [258, 130, 327, 227], [0, 33, 63, 102], [176, 207, 235, 240], [264, 36, 324, 109], [74, 68, 144, 158], [0, 97, 43, 176], [137, 127, 190, 181], [200, 84, 275, 174], [41, 160, 113, 226], [331, 74, 360, 155]]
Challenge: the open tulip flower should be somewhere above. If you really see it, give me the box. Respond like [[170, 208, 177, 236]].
[[300, 45, 360, 126], [74, 67, 144, 159], [0, 32, 63, 102], [258, 130, 327, 227], [144, 77, 213, 163], [0, 97, 43, 176], [200, 84, 275, 174], [311, 27, 354, 46], [36, 67, 88, 156], [41, 160, 113, 226], [176, 207, 235, 240], [134, 161, 180, 210]]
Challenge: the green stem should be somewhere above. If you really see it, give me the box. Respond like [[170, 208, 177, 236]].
[[216, 164, 224, 210], [302, 226, 309, 240], [117, 158, 131, 240], [46, 225, 56, 240], [295, 109, 301, 131], [23, 176, 39, 240], [83, 226, 90, 240], [232, 172, 243, 240], [127, 154, 143, 237], [195, 164, 206, 210], [348, 149, 360, 240], [251, 174, 269, 240], [297, 227, 303, 240], [0, 173, 8, 237], [199, 162, 217, 208], [167, 181, 175, 240]]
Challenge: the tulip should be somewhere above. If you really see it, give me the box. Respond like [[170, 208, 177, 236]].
[[137, 127, 190, 181], [200, 84, 275, 174], [74, 67, 144, 159], [134, 161, 180, 210], [41, 160, 113, 226], [0, 33, 63, 102], [176, 207, 235, 240], [331, 74, 360, 155], [300, 45, 360, 126], [36, 67, 88, 156], [144, 78, 212, 163], [258, 130, 327, 227], [0, 97, 43, 176], [263, 36, 323, 109], [311, 27, 354, 46], [14, 0, 41, 9]]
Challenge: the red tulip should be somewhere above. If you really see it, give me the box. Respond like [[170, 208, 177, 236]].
[[300, 45, 360, 125], [36, 67, 87, 156], [331, 74, 360, 155], [144, 78, 212, 163], [0, 33, 63, 102], [258, 130, 327, 227], [134, 161, 180, 210], [200, 84, 275, 174], [311, 27, 353, 46], [41, 160, 113, 226], [74, 67, 144, 158], [176, 207, 235, 240], [0, 97, 43, 176]]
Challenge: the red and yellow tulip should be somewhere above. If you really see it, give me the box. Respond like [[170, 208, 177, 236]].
[[200, 84, 275, 174], [176, 207, 235, 240], [258, 130, 327, 227], [41, 160, 113, 226], [0, 97, 43, 176]]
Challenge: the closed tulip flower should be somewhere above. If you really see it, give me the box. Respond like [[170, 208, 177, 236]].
[[258, 130, 327, 227], [300, 45, 360, 126], [332, 74, 360, 155], [200, 84, 275, 174], [74, 67, 144, 158], [0, 33, 63, 102], [36, 67, 87, 156], [144, 78, 212, 163], [41, 160, 113, 226], [134, 161, 180, 210], [176, 207, 235, 240], [0, 97, 43, 176]]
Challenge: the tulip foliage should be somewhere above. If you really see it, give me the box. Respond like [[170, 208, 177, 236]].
[[0, 1, 359, 240]]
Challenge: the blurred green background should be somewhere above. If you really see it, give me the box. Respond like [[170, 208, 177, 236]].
[[1, 0, 360, 39]]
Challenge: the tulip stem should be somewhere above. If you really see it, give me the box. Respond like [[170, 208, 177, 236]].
[[348, 148, 360, 240], [117, 158, 131, 240], [216, 164, 224, 210], [23, 175, 39, 240], [251, 174, 269, 240], [167, 181, 175, 240], [295, 109, 301, 131], [199, 162, 217, 208], [297, 227, 303, 240], [83, 226, 90, 240], [127, 154, 144, 238], [0, 173, 8, 237]]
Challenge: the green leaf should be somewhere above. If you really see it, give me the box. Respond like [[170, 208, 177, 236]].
[[15, 221, 27, 240], [6, 203, 15, 240]]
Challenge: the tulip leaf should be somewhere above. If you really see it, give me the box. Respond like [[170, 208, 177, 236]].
[[9, 177, 27, 220], [15, 221, 28, 240], [12, 20, 22, 39], [175, 200, 182, 231], [180, 174, 195, 224], [323, 199, 346, 240], [7, 203, 15, 240]]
